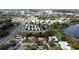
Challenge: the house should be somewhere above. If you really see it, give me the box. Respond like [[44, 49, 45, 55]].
[[48, 36, 58, 46], [28, 36, 35, 41], [58, 41, 71, 50], [49, 36, 58, 42], [16, 35, 22, 39], [37, 45, 47, 50], [28, 27, 30, 30], [34, 37, 45, 44]]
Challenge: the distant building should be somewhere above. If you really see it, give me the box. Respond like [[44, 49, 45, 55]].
[[21, 11, 25, 15]]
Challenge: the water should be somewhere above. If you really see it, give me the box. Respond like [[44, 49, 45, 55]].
[[63, 24, 79, 39]]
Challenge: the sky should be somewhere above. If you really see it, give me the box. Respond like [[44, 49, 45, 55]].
[[0, 0, 79, 9]]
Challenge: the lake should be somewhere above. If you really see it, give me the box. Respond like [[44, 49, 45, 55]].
[[63, 24, 79, 39]]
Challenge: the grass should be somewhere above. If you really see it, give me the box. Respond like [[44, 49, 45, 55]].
[[25, 44, 37, 50], [50, 46, 62, 50], [23, 39, 33, 43]]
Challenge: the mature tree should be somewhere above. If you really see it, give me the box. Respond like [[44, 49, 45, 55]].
[[0, 30, 9, 38], [0, 44, 10, 50], [9, 40, 17, 46], [53, 22, 61, 29]]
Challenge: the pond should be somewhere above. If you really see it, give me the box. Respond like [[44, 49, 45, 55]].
[[63, 24, 79, 39]]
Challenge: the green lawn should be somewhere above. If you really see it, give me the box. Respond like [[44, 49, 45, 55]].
[[23, 39, 33, 43], [50, 46, 62, 50]]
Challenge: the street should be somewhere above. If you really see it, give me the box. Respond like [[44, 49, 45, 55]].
[[0, 23, 25, 45]]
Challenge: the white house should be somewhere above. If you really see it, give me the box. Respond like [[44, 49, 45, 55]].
[[49, 36, 58, 42], [16, 35, 22, 39], [58, 41, 71, 50]]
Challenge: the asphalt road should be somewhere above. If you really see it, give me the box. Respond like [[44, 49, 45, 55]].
[[0, 23, 25, 45]]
